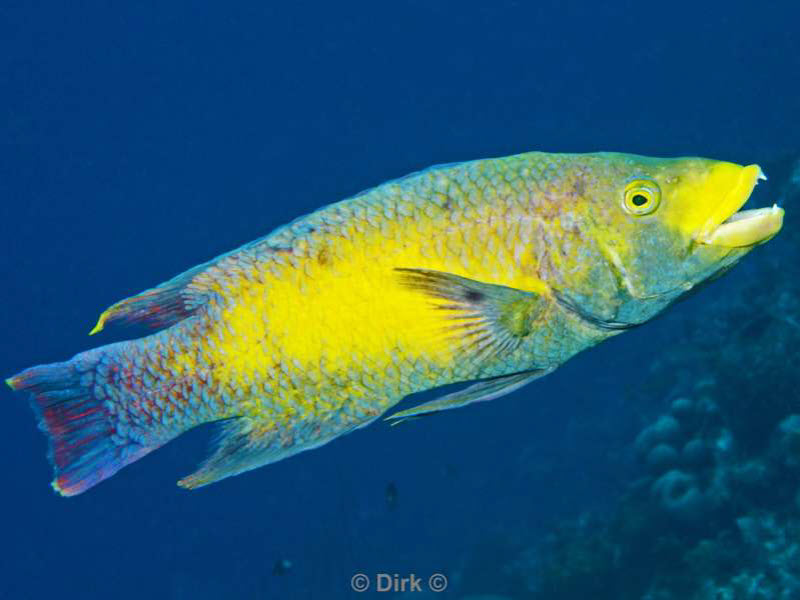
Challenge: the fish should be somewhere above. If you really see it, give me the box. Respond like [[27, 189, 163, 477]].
[[385, 482, 398, 510], [5, 151, 785, 496], [272, 559, 292, 576]]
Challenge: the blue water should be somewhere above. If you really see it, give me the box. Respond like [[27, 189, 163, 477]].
[[1, 2, 798, 599]]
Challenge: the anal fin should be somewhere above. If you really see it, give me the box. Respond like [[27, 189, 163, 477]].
[[386, 368, 551, 425], [178, 415, 377, 489], [178, 418, 286, 489]]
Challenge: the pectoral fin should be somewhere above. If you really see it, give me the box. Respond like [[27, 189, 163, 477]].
[[394, 268, 549, 359], [386, 368, 551, 425]]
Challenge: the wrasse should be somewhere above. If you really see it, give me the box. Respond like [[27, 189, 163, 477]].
[[6, 152, 784, 496]]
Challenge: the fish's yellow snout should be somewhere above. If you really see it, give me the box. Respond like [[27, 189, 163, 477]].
[[696, 163, 784, 248], [668, 161, 784, 249]]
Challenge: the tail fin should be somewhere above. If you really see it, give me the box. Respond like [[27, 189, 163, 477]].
[[6, 352, 156, 496]]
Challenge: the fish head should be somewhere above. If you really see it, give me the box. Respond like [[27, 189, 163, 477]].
[[562, 153, 784, 327]]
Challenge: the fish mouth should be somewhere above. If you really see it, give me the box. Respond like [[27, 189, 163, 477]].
[[697, 164, 784, 248]]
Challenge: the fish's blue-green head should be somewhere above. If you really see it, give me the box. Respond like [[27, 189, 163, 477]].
[[548, 153, 784, 328]]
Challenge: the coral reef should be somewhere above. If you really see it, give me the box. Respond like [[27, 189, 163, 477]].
[[513, 327, 800, 598]]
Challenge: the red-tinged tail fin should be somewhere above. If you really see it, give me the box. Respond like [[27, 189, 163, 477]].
[[6, 353, 157, 496]]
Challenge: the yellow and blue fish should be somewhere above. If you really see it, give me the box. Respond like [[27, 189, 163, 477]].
[[6, 151, 784, 495]]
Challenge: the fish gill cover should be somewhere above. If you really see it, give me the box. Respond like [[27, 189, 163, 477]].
[[1, 2, 799, 599]]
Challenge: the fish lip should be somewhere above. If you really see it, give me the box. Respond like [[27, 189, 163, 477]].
[[700, 205, 785, 248], [697, 166, 784, 248]]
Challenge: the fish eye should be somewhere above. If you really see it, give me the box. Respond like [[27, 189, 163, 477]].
[[623, 179, 661, 216]]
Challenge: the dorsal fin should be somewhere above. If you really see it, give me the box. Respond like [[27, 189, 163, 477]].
[[88, 240, 280, 335], [88, 213, 329, 336], [89, 262, 216, 334]]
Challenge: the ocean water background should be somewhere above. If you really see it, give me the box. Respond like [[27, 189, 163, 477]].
[[1, 2, 798, 599]]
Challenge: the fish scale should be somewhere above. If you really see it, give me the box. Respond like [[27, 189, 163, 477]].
[[6, 151, 784, 495]]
